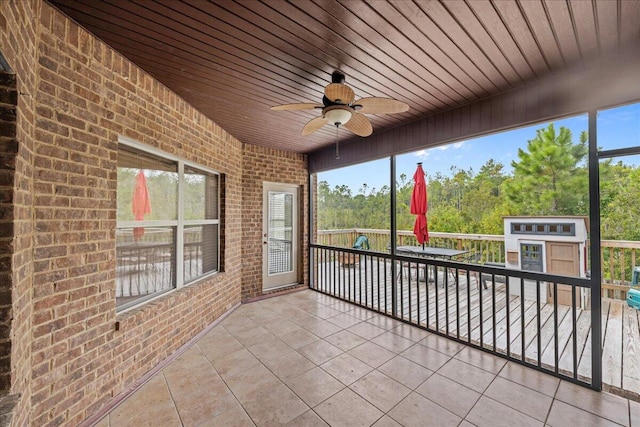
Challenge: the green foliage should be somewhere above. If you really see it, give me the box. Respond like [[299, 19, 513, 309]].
[[316, 122, 637, 241], [504, 124, 588, 215]]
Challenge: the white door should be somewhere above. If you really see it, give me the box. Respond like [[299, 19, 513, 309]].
[[263, 183, 299, 290]]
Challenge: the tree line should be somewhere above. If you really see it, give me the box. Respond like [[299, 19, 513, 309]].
[[318, 123, 640, 241]]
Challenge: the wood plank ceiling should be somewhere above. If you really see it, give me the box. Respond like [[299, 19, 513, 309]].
[[48, 0, 640, 154]]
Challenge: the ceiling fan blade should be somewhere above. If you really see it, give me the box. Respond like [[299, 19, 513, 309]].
[[271, 103, 323, 111], [324, 83, 355, 104], [301, 116, 328, 136], [354, 97, 409, 114], [343, 112, 373, 137]]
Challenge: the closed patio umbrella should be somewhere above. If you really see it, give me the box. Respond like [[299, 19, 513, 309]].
[[410, 163, 429, 249], [132, 170, 151, 240]]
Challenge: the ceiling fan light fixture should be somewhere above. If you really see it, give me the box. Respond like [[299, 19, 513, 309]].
[[324, 106, 352, 126]]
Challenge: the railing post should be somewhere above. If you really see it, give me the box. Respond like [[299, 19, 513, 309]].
[[390, 156, 397, 317], [588, 109, 602, 391]]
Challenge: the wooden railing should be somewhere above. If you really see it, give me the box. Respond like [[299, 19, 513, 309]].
[[316, 228, 640, 301]]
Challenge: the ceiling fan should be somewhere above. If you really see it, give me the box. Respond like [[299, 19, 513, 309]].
[[271, 70, 409, 137]]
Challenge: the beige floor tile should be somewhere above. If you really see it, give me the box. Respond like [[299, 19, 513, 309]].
[[458, 421, 477, 427], [198, 331, 245, 361], [225, 364, 281, 401], [308, 306, 344, 319], [321, 352, 373, 386], [388, 392, 461, 427], [366, 315, 404, 330], [344, 305, 378, 321], [297, 319, 343, 338], [632, 400, 640, 427], [555, 380, 630, 426], [372, 415, 403, 427], [349, 341, 396, 368], [419, 334, 466, 356], [315, 388, 384, 427], [327, 300, 356, 312], [263, 350, 315, 382], [401, 343, 451, 371], [294, 300, 322, 312], [377, 355, 433, 389], [326, 312, 363, 328], [371, 331, 415, 353], [94, 415, 108, 427], [390, 323, 430, 342], [466, 395, 543, 427], [240, 381, 309, 426], [163, 346, 212, 377], [454, 346, 507, 374], [298, 339, 343, 365], [221, 315, 260, 336], [280, 306, 310, 320], [212, 348, 261, 380], [246, 336, 293, 362], [347, 321, 387, 340], [164, 356, 239, 425], [285, 410, 329, 426], [547, 400, 621, 427], [483, 376, 552, 422], [227, 325, 274, 347], [245, 307, 283, 322], [497, 361, 559, 397], [290, 311, 322, 326], [324, 330, 368, 351], [287, 367, 345, 407], [350, 370, 411, 412], [109, 375, 181, 427], [279, 327, 319, 349], [205, 402, 255, 427], [415, 373, 480, 418], [264, 319, 305, 337], [437, 358, 496, 393]]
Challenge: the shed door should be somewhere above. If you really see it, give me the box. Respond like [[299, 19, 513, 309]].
[[546, 242, 580, 306]]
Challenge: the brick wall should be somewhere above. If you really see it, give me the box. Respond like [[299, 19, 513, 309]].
[[0, 1, 39, 425], [241, 144, 308, 300], [0, 1, 309, 425], [0, 69, 18, 423]]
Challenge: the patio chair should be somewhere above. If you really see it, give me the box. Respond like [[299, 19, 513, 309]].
[[460, 252, 487, 289], [338, 234, 370, 267], [353, 234, 370, 250]]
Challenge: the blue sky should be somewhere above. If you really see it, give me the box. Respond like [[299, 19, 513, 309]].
[[318, 103, 640, 193]]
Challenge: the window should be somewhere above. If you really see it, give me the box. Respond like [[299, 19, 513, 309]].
[[116, 138, 220, 311], [511, 222, 575, 236]]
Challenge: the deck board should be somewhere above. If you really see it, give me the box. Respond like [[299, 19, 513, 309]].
[[603, 300, 623, 389], [314, 260, 640, 400], [623, 305, 640, 394]]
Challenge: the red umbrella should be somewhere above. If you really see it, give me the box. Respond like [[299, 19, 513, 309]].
[[410, 163, 429, 248], [132, 170, 151, 240]]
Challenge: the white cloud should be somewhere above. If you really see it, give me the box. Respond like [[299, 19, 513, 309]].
[[414, 150, 430, 160], [436, 140, 466, 151]]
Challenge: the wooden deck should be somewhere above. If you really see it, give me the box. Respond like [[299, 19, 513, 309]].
[[313, 259, 640, 401]]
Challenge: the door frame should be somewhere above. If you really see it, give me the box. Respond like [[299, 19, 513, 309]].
[[262, 182, 300, 291]]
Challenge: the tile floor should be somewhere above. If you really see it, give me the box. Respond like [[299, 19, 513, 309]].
[[95, 289, 640, 426]]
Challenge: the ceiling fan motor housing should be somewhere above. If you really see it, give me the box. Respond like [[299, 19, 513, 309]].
[[331, 70, 346, 84]]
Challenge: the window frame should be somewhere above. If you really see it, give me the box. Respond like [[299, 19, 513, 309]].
[[116, 136, 221, 311]]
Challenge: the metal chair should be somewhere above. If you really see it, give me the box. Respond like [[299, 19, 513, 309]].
[[460, 252, 487, 289]]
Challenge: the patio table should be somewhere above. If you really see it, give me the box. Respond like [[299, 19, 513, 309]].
[[396, 245, 469, 285]]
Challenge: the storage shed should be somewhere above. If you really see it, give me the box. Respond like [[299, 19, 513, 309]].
[[503, 216, 589, 308]]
